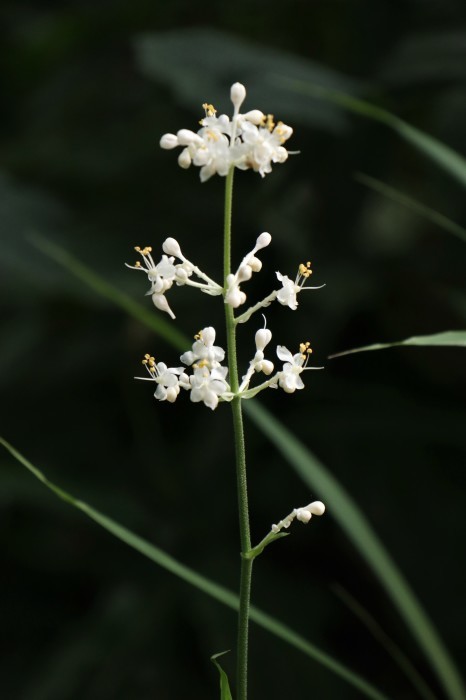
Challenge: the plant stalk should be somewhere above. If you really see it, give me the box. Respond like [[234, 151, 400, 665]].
[[223, 166, 253, 700]]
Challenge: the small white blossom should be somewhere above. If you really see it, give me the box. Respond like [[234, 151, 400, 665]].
[[189, 365, 230, 410], [180, 327, 226, 369], [136, 354, 189, 403], [276, 261, 324, 311], [127, 243, 223, 319], [239, 321, 275, 393], [276, 341, 319, 393], [160, 83, 293, 181]]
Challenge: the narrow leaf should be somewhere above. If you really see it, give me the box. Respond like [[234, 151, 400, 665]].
[[0, 437, 389, 700], [355, 172, 466, 244], [329, 330, 466, 359], [211, 652, 234, 700], [243, 401, 466, 700], [274, 77, 466, 188]]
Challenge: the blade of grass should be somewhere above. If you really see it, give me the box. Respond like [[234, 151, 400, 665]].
[[329, 330, 466, 359], [0, 436, 388, 700], [243, 400, 465, 700], [355, 172, 466, 244], [332, 584, 438, 700], [273, 77, 466, 188]]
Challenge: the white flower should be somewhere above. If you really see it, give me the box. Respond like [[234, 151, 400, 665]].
[[126, 246, 178, 319], [239, 322, 275, 393], [180, 327, 226, 369], [189, 365, 230, 410], [160, 83, 293, 181], [136, 354, 189, 403], [276, 261, 323, 311], [276, 342, 314, 393]]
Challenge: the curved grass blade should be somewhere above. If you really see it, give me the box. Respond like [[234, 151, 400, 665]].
[[329, 330, 466, 359], [0, 437, 389, 700], [355, 173, 466, 244], [211, 652, 234, 700], [274, 77, 466, 188], [243, 400, 465, 700], [333, 585, 437, 700]]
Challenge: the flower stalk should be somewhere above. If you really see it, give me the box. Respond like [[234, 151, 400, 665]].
[[223, 166, 252, 700]]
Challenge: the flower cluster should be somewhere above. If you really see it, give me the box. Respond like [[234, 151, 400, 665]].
[[138, 325, 321, 410], [160, 82, 294, 181], [127, 233, 322, 322]]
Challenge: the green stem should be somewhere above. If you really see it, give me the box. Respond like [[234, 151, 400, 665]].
[[223, 166, 252, 700]]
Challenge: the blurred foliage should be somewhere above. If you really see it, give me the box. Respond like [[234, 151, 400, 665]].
[[1, 1, 465, 699]]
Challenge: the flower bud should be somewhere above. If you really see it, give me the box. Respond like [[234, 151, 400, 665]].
[[152, 292, 175, 320], [163, 238, 182, 258], [178, 148, 191, 169], [307, 501, 325, 516], [237, 264, 253, 282], [256, 232, 272, 249], [255, 328, 272, 351], [177, 129, 201, 146], [160, 133, 178, 149], [230, 82, 246, 110], [248, 255, 262, 272], [244, 110, 265, 125]]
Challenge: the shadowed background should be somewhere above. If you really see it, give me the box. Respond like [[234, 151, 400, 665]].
[[1, 1, 465, 698]]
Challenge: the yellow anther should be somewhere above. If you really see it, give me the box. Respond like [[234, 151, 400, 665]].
[[134, 261, 141, 267], [298, 261, 312, 278], [134, 246, 141, 252], [194, 330, 203, 341], [202, 103, 217, 117], [261, 114, 275, 131]]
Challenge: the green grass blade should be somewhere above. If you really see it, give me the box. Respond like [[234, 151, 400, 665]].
[[274, 77, 466, 188], [0, 437, 389, 700], [355, 173, 466, 244], [243, 401, 466, 700], [333, 585, 438, 700], [29, 233, 188, 351], [329, 330, 466, 359]]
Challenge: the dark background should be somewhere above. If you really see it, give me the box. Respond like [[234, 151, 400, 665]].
[[1, 1, 465, 698]]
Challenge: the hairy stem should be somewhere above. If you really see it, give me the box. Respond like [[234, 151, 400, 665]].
[[223, 166, 252, 700]]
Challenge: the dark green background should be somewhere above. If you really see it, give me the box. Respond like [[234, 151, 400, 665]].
[[1, 1, 465, 698]]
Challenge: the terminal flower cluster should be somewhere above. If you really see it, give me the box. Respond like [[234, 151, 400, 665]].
[[160, 82, 294, 181]]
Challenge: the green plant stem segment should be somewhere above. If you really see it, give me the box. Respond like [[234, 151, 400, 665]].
[[223, 166, 253, 700]]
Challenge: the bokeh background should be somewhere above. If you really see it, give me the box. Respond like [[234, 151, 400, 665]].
[[1, 1, 465, 698]]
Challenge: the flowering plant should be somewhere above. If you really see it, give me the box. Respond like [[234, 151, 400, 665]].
[[128, 82, 325, 699]]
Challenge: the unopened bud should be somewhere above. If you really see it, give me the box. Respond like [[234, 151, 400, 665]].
[[160, 133, 178, 149], [230, 82, 246, 110], [163, 238, 182, 258], [256, 232, 272, 249]]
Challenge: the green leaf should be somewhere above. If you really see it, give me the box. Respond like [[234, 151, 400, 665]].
[[274, 77, 466, 188], [0, 436, 388, 700], [329, 330, 466, 359], [211, 652, 234, 700], [243, 400, 466, 700], [355, 172, 466, 244], [134, 28, 361, 133]]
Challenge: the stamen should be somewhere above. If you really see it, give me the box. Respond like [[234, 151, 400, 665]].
[[202, 103, 217, 117], [261, 114, 275, 131]]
